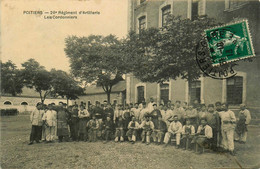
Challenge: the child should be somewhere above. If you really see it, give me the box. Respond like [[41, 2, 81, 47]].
[[102, 116, 114, 143], [152, 115, 167, 145], [78, 105, 90, 141], [193, 119, 213, 154], [126, 116, 139, 144], [115, 116, 125, 142], [140, 115, 154, 145], [87, 115, 99, 142], [182, 119, 195, 150]]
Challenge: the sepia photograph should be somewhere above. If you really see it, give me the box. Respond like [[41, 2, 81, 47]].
[[0, 0, 259, 168]]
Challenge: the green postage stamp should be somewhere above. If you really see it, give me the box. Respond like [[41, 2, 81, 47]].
[[204, 20, 255, 66]]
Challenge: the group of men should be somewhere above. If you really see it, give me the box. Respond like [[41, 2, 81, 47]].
[[29, 98, 251, 156]]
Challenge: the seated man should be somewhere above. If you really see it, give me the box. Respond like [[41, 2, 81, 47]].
[[182, 119, 195, 150], [114, 116, 125, 142], [193, 119, 213, 154], [126, 116, 139, 144], [87, 115, 99, 142], [152, 115, 167, 145], [163, 115, 182, 148], [140, 115, 154, 145], [102, 116, 114, 143]]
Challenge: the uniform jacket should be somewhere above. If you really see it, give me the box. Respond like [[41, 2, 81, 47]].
[[42, 110, 57, 126], [168, 121, 182, 134], [30, 108, 44, 126], [219, 110, 236, 130], [182, 125, 195, 135], [197, 125, 213, 139]]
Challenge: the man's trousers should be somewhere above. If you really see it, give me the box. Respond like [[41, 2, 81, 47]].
[[30, 125, 42, 143], [45, 126, 56, 141], [163, 132, 181, 145], [221, 129, 234, 151]]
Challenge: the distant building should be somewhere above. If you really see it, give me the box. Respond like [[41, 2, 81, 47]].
[[125, 0, 260, 108], [76, 81, 126, 106], [0, 87, 69, 112]]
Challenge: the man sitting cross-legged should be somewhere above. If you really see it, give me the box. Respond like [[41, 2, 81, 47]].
[[163, 115, 183, 148], [126, 116, 140, 144]]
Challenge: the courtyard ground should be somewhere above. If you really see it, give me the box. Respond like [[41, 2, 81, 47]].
[[1, 115, 260, 169]]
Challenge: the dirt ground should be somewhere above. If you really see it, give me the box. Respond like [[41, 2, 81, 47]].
[[1, 115, 260, 169]]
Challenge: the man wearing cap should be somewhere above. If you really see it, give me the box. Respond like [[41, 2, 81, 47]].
[[42, 104, 57, 143], [140, 114, 154, 145], [219, 103, 236, 155], [235, 104, 251, 143], [28, 103, 44, 145], [163, 115, 183, 148]]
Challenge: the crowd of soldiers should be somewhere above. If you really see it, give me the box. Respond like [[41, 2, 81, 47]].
[[29, 97, 251, 156]]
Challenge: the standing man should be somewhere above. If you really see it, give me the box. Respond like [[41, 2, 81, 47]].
[[163, 115, 183, 148], [235, 104, 251, 144], [28, 103, 44, 145], [57, 103, 70, 142], [71, 105, 79, 141], [78, 105, 90, 141], [147, 97, 155, 113], [206, 104, 220, 151], [42, 104, 57, 143], [219, 103, 236, 155]]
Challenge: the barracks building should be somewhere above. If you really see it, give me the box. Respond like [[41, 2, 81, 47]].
[[125, 0, 260, 108]]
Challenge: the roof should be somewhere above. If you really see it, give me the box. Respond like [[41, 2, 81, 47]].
[[84, 81, 126, 95]]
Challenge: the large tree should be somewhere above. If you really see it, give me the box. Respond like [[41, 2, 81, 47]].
[[50, 69, 84, 105], [21, 59, 53, 103], [65, 35, 126, 103], [124, 15, 222, 102], [1, 60, 24, 96]]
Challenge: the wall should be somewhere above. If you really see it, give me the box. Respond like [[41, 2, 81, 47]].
[[0, 96, 69, 112]]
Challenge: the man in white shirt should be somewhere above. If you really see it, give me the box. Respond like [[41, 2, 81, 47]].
[[42, 104, 57, 143], [139, 102, 150, 122], [219, 103, 236, 155], [163, 115, 183, 148], [28, 103, 44, 145], [147, 97, 155, 113], [130, 103, 141, 120]]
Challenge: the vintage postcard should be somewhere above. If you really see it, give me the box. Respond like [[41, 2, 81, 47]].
[[1, 0, 259, 169]]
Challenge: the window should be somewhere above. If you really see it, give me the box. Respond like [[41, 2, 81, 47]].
[[162, 5, 171, 27], [138, 16, 146, 32], [137, 86, 145, 104], [95, 101, 99, 105], [87, 101, 91, 107], [160, 83, 169, 105], [21, 102, 28, 106], [227, 76, 243, 105], [189, 81, 201, 103], [191, 1, 199, 20], [113, 100, 117, 105], [4, 101, 12, 105]]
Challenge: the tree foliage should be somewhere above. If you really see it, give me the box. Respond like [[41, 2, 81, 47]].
[[50, 69, 84, 105], [21, 59, 52, 103], [1, 60, 24, 96], [64, 34, 126, 103], [124, 15, 222, 83]]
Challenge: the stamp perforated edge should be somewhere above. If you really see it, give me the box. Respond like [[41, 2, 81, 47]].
[[204, 19, 256, 67]]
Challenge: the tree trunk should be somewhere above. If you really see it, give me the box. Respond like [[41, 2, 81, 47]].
[[106, 91, 111, 104], [188, 79, 192, 105]]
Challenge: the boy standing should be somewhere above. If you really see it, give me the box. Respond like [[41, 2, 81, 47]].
[[102, 116, 114, 143], [42, 104, 57, 143]]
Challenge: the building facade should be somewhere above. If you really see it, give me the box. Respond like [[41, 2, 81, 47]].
[[126, 0, 260, 108]]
